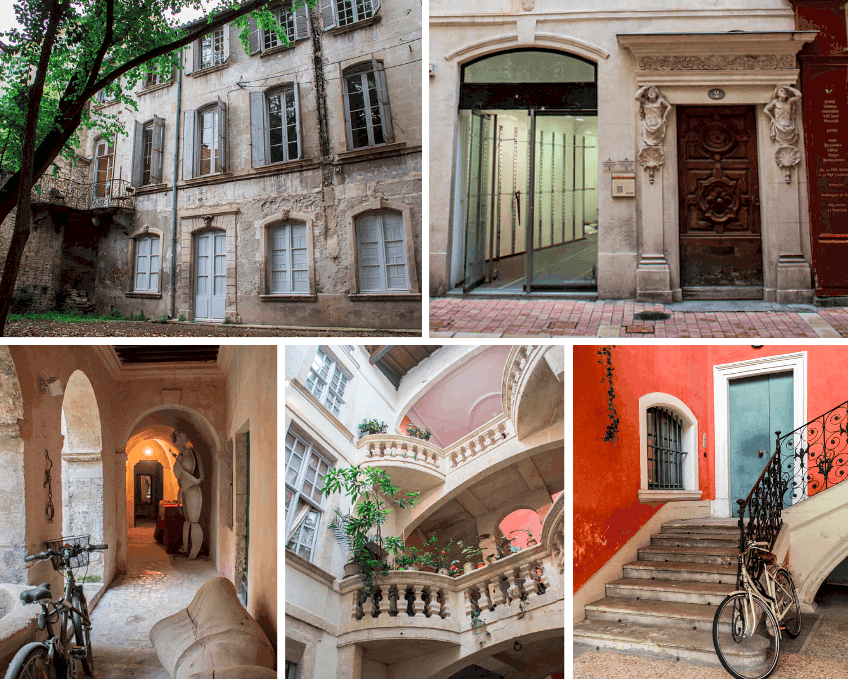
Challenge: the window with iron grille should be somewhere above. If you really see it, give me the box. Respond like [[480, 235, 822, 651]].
[[305, 348, 349, 416], [646, 406, 687, 490]]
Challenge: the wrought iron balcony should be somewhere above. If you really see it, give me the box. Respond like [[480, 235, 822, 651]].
[[32, 176, 135, 211]]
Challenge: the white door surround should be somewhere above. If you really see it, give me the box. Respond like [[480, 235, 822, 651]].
[[712, 352, 807, 518]]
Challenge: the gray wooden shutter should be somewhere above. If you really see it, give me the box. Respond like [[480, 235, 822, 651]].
[[249, 92, 267, 168], [341, 71, 353, 149], [216, 97, 227, 174], [373, 59, 394, 143], [320, 0, 336, 30], [184, 42, 194, 75], [223, 23, 230, 61], [293, 80, 302, 160], [248, 16, 261, 54], [294, 2, 310, 40], [151, 115, 165, 184], [183, 109, 196, 180], [131, 120, 144, 187]]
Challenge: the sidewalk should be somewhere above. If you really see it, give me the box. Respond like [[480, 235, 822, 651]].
[[430, 298, 848, 338]]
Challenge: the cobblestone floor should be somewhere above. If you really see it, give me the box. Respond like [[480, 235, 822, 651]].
[[574, 584, 848, 678], [89, 526, 216, 679], [430, 298, 848, 338]]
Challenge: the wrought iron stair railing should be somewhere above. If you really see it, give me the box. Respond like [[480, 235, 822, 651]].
[[737, 398, 848, 566]]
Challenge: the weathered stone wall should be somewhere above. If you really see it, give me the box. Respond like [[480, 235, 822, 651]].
[[0, 346, 25, 584]]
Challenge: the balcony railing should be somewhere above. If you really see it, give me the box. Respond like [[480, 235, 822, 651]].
[[359, 413, 515, 478], [32, 176, 135, 211]]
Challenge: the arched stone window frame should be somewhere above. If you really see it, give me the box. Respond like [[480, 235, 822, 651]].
[[345, 198, 420, 300], [259, 212, 316, 300], [638, 393, 702, 503], [125, 226, 165, 298]]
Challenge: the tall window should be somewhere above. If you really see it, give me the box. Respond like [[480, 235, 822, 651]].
[[264, 6, 295, 49], [93, 139, 113, 200], [285, 430, 330, 562], [356, 210, 409, 291], [343, 62, 393, 149], [198, 107, 219, 176], [305, 348, 349, 416], [249, 86, 300, 167], [200, 27, 225, 69], [141, 123, 154, 186], [646, 406, 688, 491], [269, 223, 308, 294], [134, 235, 160, 292]]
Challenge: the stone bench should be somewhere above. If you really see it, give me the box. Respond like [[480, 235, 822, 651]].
[[150, 576, 276, 679]]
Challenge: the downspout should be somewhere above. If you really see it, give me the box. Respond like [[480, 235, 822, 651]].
[[169, 53, 183, 318]]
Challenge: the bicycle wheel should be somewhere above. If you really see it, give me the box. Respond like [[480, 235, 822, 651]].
[[713, 592, 780, 679], [774, 569, 801, 638], [3, 644, 54, 679], [71, 593, 93, 676]]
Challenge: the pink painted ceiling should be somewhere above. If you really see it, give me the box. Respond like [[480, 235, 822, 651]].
[[405, 345, 512, 448]]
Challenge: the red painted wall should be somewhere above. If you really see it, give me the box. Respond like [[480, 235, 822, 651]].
[[574, 345, 848, 593]]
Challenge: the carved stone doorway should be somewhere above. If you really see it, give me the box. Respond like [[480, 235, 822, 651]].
[[677, 105, 763, 299]]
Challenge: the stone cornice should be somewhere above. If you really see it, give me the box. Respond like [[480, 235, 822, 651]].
[[285, 602, 340, 637], [92, 346, 224, 381], [618, 31, 818, 58]]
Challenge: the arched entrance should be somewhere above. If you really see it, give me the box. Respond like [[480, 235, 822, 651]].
[[452, 49, 598, 293], [61, 370, 105, 578]]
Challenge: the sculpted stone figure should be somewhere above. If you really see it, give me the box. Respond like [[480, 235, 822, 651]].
[[764, 85, 802, 147], [634, 85, 671, 147], [171, 430, 204, 560]]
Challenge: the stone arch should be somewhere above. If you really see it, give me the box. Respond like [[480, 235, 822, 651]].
[[121, 405, 223, 561], [0, 347, 25, 583], [514, 350, 565, 440], [61, 370, 105, 576]]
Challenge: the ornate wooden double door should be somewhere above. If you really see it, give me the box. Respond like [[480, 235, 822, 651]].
[[678, 106, 763, 299]]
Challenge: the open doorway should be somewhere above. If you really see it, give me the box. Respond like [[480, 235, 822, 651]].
[[452, 49, 598, 294]]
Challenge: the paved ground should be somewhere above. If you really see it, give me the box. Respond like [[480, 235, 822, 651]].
[[430, 298, 848, 338], [574, 584, 848, 678], [89, 526, 216, 679], [7, 319, 420, 337]]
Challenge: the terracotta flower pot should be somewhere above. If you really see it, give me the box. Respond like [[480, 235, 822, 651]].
[[527, 538, 538, 547], [343, 562, 361, 578], [477, 563, 485, 569], [463, 562, 475, 574]]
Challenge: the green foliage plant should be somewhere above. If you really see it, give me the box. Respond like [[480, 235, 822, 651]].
[[405, 423, 432, 440], [358, 419, 388, 436]]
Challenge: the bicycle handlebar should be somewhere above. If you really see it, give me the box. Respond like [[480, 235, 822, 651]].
[[24, 551, 51, 563], [23, 542, 109, 563]]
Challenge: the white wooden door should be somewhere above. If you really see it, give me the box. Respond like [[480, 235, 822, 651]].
[[195, 231, 226, 320]]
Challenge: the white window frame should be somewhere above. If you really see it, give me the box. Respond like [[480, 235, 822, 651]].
[[305, 348, 350, 417], [269, 222, 309, 294], [355, 210, 410, 292], [267, 87, 299, 163], [638, 393, 701, 504], [712, 352, 807, 518], [141, 121, 154, 186], [197, 106, 219, 177], [342, 61, 393, 150], [199, 27, 226, 70], [133, 234, 161, 292], [285, 429, 331, 562], [264, 5, 295, 50], [320, 0, 380, 30]]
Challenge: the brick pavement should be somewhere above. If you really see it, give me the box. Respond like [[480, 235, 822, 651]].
[[89, 526, 216, 679], [429, 298, 848, 338]]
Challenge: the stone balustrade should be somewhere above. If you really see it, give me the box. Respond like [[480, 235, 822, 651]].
[[502, 345, 545, 420], [348, 571, 456, 623], [359, 434, 444, 471], [444, 414, 514, 470]]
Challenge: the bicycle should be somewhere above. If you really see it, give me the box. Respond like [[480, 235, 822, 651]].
[[712, 540, 802, 679], [3, 535, 108, 679]]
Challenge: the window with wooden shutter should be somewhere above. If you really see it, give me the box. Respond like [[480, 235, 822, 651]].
[[194, 102, 225, 177], [151, 115, 165, 184], [336, 0, 376, 27], [269, 222, 309, 294], [319, 0, 337, 30], [343, 62, 390, 149], [183, 109, 196, 180], [355, 210, 409, 292], [199, 27, 226, 69], [134, 235, 160, 292], [251, 85, 301, 167]]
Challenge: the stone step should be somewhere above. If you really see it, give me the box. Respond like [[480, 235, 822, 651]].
[[584, 596, 735, 633], [638, 545, 738, 565], [651, 532, 739, 549], [572, 618, 772, 669], [606, 578, 735, 606], [623, 560, 738, 585], [661, 519, 740, 536]]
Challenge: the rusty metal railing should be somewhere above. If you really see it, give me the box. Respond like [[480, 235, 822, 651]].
[[32, 176, 135, 210]]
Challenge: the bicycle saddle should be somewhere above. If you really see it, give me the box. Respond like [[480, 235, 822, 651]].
[[20, 583, 51, 604], [760, 552, 777, 565]]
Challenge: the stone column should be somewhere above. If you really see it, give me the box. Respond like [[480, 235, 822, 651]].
[[0, 423, 27, 584]]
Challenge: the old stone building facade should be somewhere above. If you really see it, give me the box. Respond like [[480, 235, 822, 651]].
[[2, 0, 422, 330], [430, 0, 818, 305]]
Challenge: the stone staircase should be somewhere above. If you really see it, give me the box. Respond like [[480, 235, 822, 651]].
[[574, 518, 749, 667]]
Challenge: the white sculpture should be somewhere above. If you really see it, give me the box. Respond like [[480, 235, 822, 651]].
[[635, 86, 671, 184], [764, 85, 803, 183], [171, 429, 204, 560]]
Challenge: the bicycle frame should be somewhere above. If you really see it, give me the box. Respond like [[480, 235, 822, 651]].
[[729, 547, 794, 635]]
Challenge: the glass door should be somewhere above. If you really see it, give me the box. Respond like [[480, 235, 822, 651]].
[[527, 111, 598, 290], [463, 111, 495, 292]]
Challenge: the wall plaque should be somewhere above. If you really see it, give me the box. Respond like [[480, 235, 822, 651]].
[[708, 88, 726, 100]]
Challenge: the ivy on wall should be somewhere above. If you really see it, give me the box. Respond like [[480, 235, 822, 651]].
[[597, 347, 619, 443]]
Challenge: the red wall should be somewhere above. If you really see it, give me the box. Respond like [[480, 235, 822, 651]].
[[574, 344, 848, 593]]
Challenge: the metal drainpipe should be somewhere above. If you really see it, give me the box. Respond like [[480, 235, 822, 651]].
[[168, 54, 183, 318]]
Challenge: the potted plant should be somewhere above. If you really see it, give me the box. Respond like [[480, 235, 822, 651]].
[[405, 423, 432, 441], [509, 527, 538, 547], [327, 508, 361, 578], [323, 465, 419, 595], [358, 419, 388, 438], [456, 541, 483, 574]]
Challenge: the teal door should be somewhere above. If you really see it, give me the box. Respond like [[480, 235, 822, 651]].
[[728, 372, 793, 509]]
